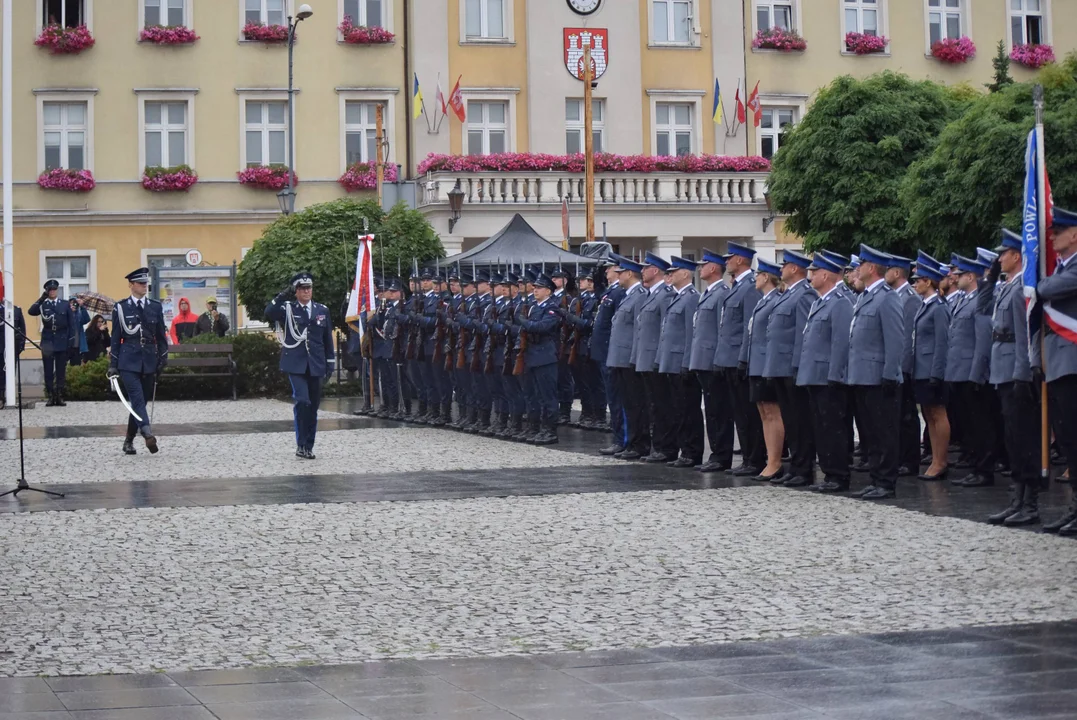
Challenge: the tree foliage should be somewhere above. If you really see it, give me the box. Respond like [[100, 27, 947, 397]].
[[902, 54, 1077, 256], [987, 39, 1014, 93], [767, 72, 969, 256], [236, 198, 443, 327]]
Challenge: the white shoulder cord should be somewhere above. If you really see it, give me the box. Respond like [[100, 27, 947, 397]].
[[278, 301, 308, 350], [116, 301, 142, 337]]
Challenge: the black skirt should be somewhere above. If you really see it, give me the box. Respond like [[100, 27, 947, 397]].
[[750, 376, 778, 404], [915, 378, 949, 407]]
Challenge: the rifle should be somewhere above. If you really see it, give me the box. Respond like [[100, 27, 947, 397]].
[[482, 301, 496, 375], [390, 299, 406, 363], [513, 300, 528, 377], [456, 296, 470, 370], [567, 294, 584, 366], [432, 296, 445, 367], [469, 299, 483, 374], [443, 296, 457, 373]]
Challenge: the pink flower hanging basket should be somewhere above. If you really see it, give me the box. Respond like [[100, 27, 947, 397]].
[[38, 168, 95, 192], [339, 162, 400, 192], [139, 25, 199, 44], [751, 27, 807, 52], [142, 165, 199, 192], [931, 36, 976, 64], [1010, 43, 1055, 69], [338, 17, 395, 44], [242, 22, 289, 43], [417, 153, 771, 175], [844, 32, 888, 55], [237, 166, 295, 190], [35, 24, 95, 54]]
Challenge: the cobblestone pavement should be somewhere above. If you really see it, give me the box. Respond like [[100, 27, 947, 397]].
[[0, 399, 353, 428], [3, 489, 1077, 677]]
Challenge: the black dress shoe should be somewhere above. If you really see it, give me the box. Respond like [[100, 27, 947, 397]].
[[918, 468, 949, 481], [599, 444, 624, 456], [730, 464, 762, 477], [769, 472, 793, 485], [753, 470, 783, 482], [953, 458, 973, 469], [861, 486, 895, 500], [671, 457, 697, 468], [852, 485, 878, 498], [1058, 518, 1077, 537], [697, 461, 730, 473], [644, 453, 674, 464], [122, 440, 137, 455], [897, 465, 917, 477], [960, 474, 995, 487], [851, 460, 872, 472], [952, 472, 976, 486], [1044, 513, 1077, 533], [295, 446, 304, 458], [617, 450, 642, 461], [815, 480, 849, 493], [303, 448, 317, 460], [783, 475, 813, 488]]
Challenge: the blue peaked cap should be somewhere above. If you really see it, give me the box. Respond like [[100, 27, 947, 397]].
[[914, 263, 945, 283], [670, 256, 699, 272], [976, 247, 999, 265], [858, 244, 891, 267], [727, 242, 756, 260], [951, 254, 987, 276], [615, 255, 644, 274], [701, 249, 728, 266], [886, 253, 913, 273], [808, 253, 842, 274], [916, 250, 943, 272], [757, 258, 782, 276], [1052, 207, 1077, 228], [782, 249, 812, 270], [997, 228, 1022, 253], [849, 254, 862, 269], [820, 250, 849, 267], [643, 252, 671, 272]]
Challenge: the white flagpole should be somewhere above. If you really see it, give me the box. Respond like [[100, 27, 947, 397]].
[[3, 0, 15, 408]]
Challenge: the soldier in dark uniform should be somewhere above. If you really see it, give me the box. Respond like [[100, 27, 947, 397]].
[[488, 274, 516, 437], [550, 267, 575, 424], [499, 273, 526, 438], [265, 272, 335, 459], [107, 268, 168, 454], [593, 262, 626, 454], [369, 282, 399, 418], [563, 270, 600, 429], [383, 279, 408, 419], [28, 279, 77, 406], [475, 272, 502, 436], [515, 273, 561, 445]]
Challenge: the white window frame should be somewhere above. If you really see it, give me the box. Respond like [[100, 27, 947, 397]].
[[649, 93, 703, 157], [924, 0, 973, 52], [142, 249, 189, 297], [459, 0, 514, 44], [36, 0, 93, 33], [459, 90, 517, 155], [566, 98, 606, 155], [139, 0, 191, 29], [1008, 0, 1051, 48], [840, 0, 888, 52], [338, 0, 393, 33], [239, 0, 291, 37], [137, 91, 196, 173], [752, 0, 799, 34], [337, 90, 396, 175], [648, 0, 701, 47], [40, 250, 97, 299], [36, 91, 95, 175], [754, 94, 807, 159], [238, 91, 291, 169]]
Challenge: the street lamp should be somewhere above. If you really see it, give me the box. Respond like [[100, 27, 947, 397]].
[[281, 3, 313, 215], [447, 181, 465, 233], [762, 190, 776, 233]]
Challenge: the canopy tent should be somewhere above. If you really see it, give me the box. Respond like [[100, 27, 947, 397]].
[[439, 214, 600, 268]]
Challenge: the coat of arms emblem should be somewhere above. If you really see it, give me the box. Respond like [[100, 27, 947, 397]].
[[564, 28, 609, 81]]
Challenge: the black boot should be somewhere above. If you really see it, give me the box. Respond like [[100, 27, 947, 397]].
[[507, 413, 524, 439], [45, 390, 57, 407], [401, 399, 413, 421], [122, 435, 137, 455], [533, 417, 559, 445], [558, 402, 572, 425], [987, 483, 1024, 524], [451, 403, 467, 429], [480, 411, 497, 437], [522, 415, 541, 442], [55, 389, 67, 407], [431, 402, 448, 427], [412, 401, 428, 424], [1004, 483, 1041, 526], [1044, 495, 1077, 533], [440, 401, 453, 426], [462, 407, 479, 433], [140, 425, 159, 454]]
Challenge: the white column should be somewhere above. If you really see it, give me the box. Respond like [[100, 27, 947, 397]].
[[751, 235, 778, 264], [654, 235, 683, 260], [3, 0, 15, 407]]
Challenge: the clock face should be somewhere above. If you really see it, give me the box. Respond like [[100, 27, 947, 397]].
[[567, 0, 602, 16]]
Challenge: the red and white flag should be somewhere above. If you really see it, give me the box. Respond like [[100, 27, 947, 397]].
[[747, 81, 762, 128], [346, 234, 377, 340], [448, 75, 466, 122], [734, 85, 746, 125], [435, 77, 448, 116]]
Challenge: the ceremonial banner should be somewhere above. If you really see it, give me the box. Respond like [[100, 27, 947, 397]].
[[346, 234, 377, 340], [1022, 128, 1066, 343]]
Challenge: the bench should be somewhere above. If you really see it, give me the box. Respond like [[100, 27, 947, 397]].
[[161, 344, 238, 400]]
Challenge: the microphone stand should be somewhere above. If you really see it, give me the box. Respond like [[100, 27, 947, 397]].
[[0, 314, 65, 499]]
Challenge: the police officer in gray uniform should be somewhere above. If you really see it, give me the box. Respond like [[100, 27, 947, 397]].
[[635, 253, 676, 463], [691, 250, 733, 473], [607, 255, 651, 460], [797, 253, 854, 492], [849, 245, 905, 500], [658, 256, 702, 468], [886, 254, 921, 476]]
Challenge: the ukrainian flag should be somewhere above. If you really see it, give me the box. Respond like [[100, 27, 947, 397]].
[[712, 79, 723, 125], [413, 74, 424, 119]]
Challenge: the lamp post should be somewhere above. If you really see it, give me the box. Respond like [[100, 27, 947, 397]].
[[277, 3, 313, 216], [447, 181, 465, 233]]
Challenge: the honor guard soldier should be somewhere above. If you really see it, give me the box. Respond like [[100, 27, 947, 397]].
[[849, 245, 905, 499], [517, 273, 562, 445], [563, 270, 601, 429], [884, 253, 921, 477], [490, 274, 521, 438], [658, 256, 703, 468], [550, 267, 576, 424], [691, 250, 734, 473], [370, 281, 399, 418], [421, 269, 450, 426], [107, 268, 168, 455], [635, 253, 676, 463], [29, 279, 77, 406], [265, 272, 335, 459], [718, 242, 765, 476], [910, 256, 951, 482], [593, 261, 627, 454], [607, 255, 651, 460], [764, 250, 818, 486]]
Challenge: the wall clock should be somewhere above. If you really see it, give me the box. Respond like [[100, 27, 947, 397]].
[[567, 0, 602, 16]]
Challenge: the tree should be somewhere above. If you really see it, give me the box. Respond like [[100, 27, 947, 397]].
[[236, 198, 443, 327], [767, 72, 968, 256], [987, 39, 1014, 93], [902, 54, 1077, 256]]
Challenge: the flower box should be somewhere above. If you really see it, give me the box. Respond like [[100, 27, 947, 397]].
[[339, 162, 399, 192], [931, 36, 976, 64], [339, 17, 394, 44], [1010, 43, 1055, 69], [38, 168, 95, 192], [844, 32, 888, 55], [418, 153, 771, 175], [142, 165, 198, 192], [752, 27, 806, 52], [237, 166, 295, 190], [139, 25, 199, 44], [35, 24, 95, 54], [242, 22, 289, 43]]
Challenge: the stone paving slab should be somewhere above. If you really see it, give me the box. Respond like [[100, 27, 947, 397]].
[[2, 489, 1077, 677], [0, 400, 352, 429]]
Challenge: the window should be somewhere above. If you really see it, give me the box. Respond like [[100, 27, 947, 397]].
[[1011, 0, 1045, 45], [756, 1, 793, 30], [46, 256, 90, 298], [566, 99, 605, 155], [467, 101, 508, 155], [42, 0, 86, 27], [43, 102, 86, 171], [759, 107, 796, 160], [464, 0, 504, 39], [244, 100, 287, 167], [844, 0, 879, 35], [928, 0, 964, 44], [652, 0, 692, 44], [144, 0, 184, 26], [244, 0, 285, 26], [146, 254, 186, 296], [342, 0, 383, 27], [344, 101, 380, 164], [144, 101, 188, 168], [655, 102, 692, 157]]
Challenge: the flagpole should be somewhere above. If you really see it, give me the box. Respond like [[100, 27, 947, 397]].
[[1034, 84, 1049, 483], [376, 104, 385, 208], [583, 42, 596, 245]]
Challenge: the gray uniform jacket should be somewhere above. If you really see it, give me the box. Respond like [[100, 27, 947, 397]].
[[762, 279, 817, 379], [944, 290, 979, 383], [633, 284, 673, 373], [715, 272, 762, 369], [979, 275, 1032, 385], [848, 280, 904, 386], [742, 289, 781, 377], [796, 286, 854, 386], [688, 280, 728, 372], [606, 282, 648, 369], [657, 285, 699, 374], [896, 283, 919, 376], [1034, 256, 1077, 382], [913, 297, 949, 381]]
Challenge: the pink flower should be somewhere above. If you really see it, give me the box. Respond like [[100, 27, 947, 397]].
[[139, 25, 199, 45], [242, 22, 289, 43], [142, 165, 198, 192], [752, 27, 807, 52], [35, 24, 95, 54], [237, 166, 296, 190], [931, 36, 976, 64], [338, 17, 395, 44], [1010, 43, 1055, 69], [417, 153, 770, 175], [338, 162, 400, 191], [844, 32, 888, 55], [38, 168, 95, 192]]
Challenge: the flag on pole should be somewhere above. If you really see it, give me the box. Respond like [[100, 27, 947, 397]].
[[712, 78, 724, 125], [561, 198, 570, 251], [435, 76, 448, 116], [448, 75, 466, 122], [747, 81, 762, 127], [1022, 127, 1057, 344], [412, 74, 424, 119], [346, 234, 377, 340], [735, 85, 746, 125]]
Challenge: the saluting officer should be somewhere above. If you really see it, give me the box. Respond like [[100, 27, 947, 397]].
[[635, 253, 676, 463], [28, 279, 77, 407], [265, 272, 335, 459], [691, 251, 733, 473], [607, 255, 651, 460], [593, 261, 627, 455], [885, 254, 921, 477], [108, 268, 168, 455], [516, 273, 561, 445], [658, 256, 703, 468]]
